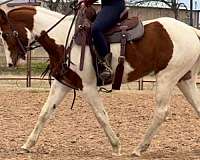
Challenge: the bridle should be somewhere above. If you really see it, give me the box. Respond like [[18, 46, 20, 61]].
[[2, 1, 87, 108], [2, 18, 27, 61], [1, 0, 81, 63]]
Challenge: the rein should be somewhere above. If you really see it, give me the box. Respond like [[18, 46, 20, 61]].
[[27, 7, 76, 51], [28, 6, 74, 50], [39, 1, 81, 110], [64, 10, 78, 67]]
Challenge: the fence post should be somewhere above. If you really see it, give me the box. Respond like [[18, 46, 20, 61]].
[[190, 0, 193, 26], [26, 50, 31, 87], [138, 78, 143, 90], [197, 11, 200, 28]]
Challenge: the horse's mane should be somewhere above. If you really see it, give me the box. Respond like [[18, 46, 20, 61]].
[[37, 31, 83, 89], [37, 31, 65, 59]]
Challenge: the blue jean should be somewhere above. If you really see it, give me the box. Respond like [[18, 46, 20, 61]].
[[91, 2, 125, 58]]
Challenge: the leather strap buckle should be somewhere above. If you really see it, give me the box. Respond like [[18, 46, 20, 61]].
[[118, 56, 125, 63]]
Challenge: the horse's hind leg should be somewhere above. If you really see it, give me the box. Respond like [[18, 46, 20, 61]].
[[177, 59, 200, 116], [178, 79, 200, 116], [132, 75, 175, 156], [82, 84, 121, 156], [21, 80, 71, 151]]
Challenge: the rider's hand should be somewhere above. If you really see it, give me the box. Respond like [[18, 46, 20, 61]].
[[78, 0, 85, 6], [79, 0, 96, 7]]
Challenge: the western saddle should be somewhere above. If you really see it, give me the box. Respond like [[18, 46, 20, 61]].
[[75, 7, 144, 90]]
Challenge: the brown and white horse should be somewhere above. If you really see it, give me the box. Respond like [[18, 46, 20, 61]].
[[1, 6, 200, 157]]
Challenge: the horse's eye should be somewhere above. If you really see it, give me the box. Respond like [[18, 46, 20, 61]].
[[13, 31, 18, 37]]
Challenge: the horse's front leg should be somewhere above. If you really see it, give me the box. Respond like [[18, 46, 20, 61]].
[[21, 80, 71, 152], [82, 84, 121, 156]]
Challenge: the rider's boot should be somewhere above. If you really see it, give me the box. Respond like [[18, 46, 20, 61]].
[[99, 52, 113, 83]]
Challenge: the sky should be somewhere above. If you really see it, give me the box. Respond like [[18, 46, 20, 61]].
[[181, 0, 200, 10]]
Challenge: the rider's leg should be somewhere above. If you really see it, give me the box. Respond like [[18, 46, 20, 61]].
[[91, 2, 125, 81]]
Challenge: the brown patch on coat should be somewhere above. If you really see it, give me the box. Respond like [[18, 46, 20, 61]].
[[126, 22, 174, 81], [37, 31, 83, 90], [8, 7, 37, 47], [7, 7, 36, 31]]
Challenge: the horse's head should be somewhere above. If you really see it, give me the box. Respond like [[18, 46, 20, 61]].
[[0, 8, 27, 67]]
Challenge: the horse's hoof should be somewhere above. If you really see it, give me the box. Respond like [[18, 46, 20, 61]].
[[112, 143, 121, 156], [112, 151, 121, 157], [21, 146, 30, 153], [132, 149, 141, 157]]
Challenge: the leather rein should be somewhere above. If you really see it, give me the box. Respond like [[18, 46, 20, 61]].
[[3, 1, 82, 109]]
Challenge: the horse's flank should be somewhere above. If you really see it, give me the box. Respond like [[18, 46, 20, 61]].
[[125, 21, 173, 81]]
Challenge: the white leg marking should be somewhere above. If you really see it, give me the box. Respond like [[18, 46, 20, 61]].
[[21, 80, 71, 151], [82, 84, 121, 156]]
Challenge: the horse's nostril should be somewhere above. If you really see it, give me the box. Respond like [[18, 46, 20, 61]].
[[8, 63, 13, 67]]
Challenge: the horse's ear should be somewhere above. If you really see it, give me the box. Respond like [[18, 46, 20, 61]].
[[0, 9, 8, 25]]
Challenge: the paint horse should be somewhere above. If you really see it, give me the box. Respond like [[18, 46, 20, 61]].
[[1, 6, 200, 157]]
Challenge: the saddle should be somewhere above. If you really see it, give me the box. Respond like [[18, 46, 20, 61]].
[[74, 7, 144, 90], [105, 8, 144, 43], [75, 8, 144, 44]]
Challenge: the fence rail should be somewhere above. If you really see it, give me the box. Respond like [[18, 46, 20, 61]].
[[0, 49, 153, 89], [0, 1, 199, 89]]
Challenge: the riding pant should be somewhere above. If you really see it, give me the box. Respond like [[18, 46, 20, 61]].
[[91, 1, 125, 58]]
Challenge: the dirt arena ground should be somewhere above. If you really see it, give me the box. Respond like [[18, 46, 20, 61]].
[[1, 88, 200, 160]]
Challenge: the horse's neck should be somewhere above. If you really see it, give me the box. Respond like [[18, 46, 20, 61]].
[[32, 7, 75, 45], [7, 6, 72, 45], [13, 7, 128, 74]]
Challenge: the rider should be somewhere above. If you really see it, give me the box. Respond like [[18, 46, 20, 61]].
[[79, 0, 125, 82]]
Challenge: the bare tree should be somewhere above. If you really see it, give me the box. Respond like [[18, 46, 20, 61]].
[[132, 0, 187, 19], [42, 0, 74, 14]]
